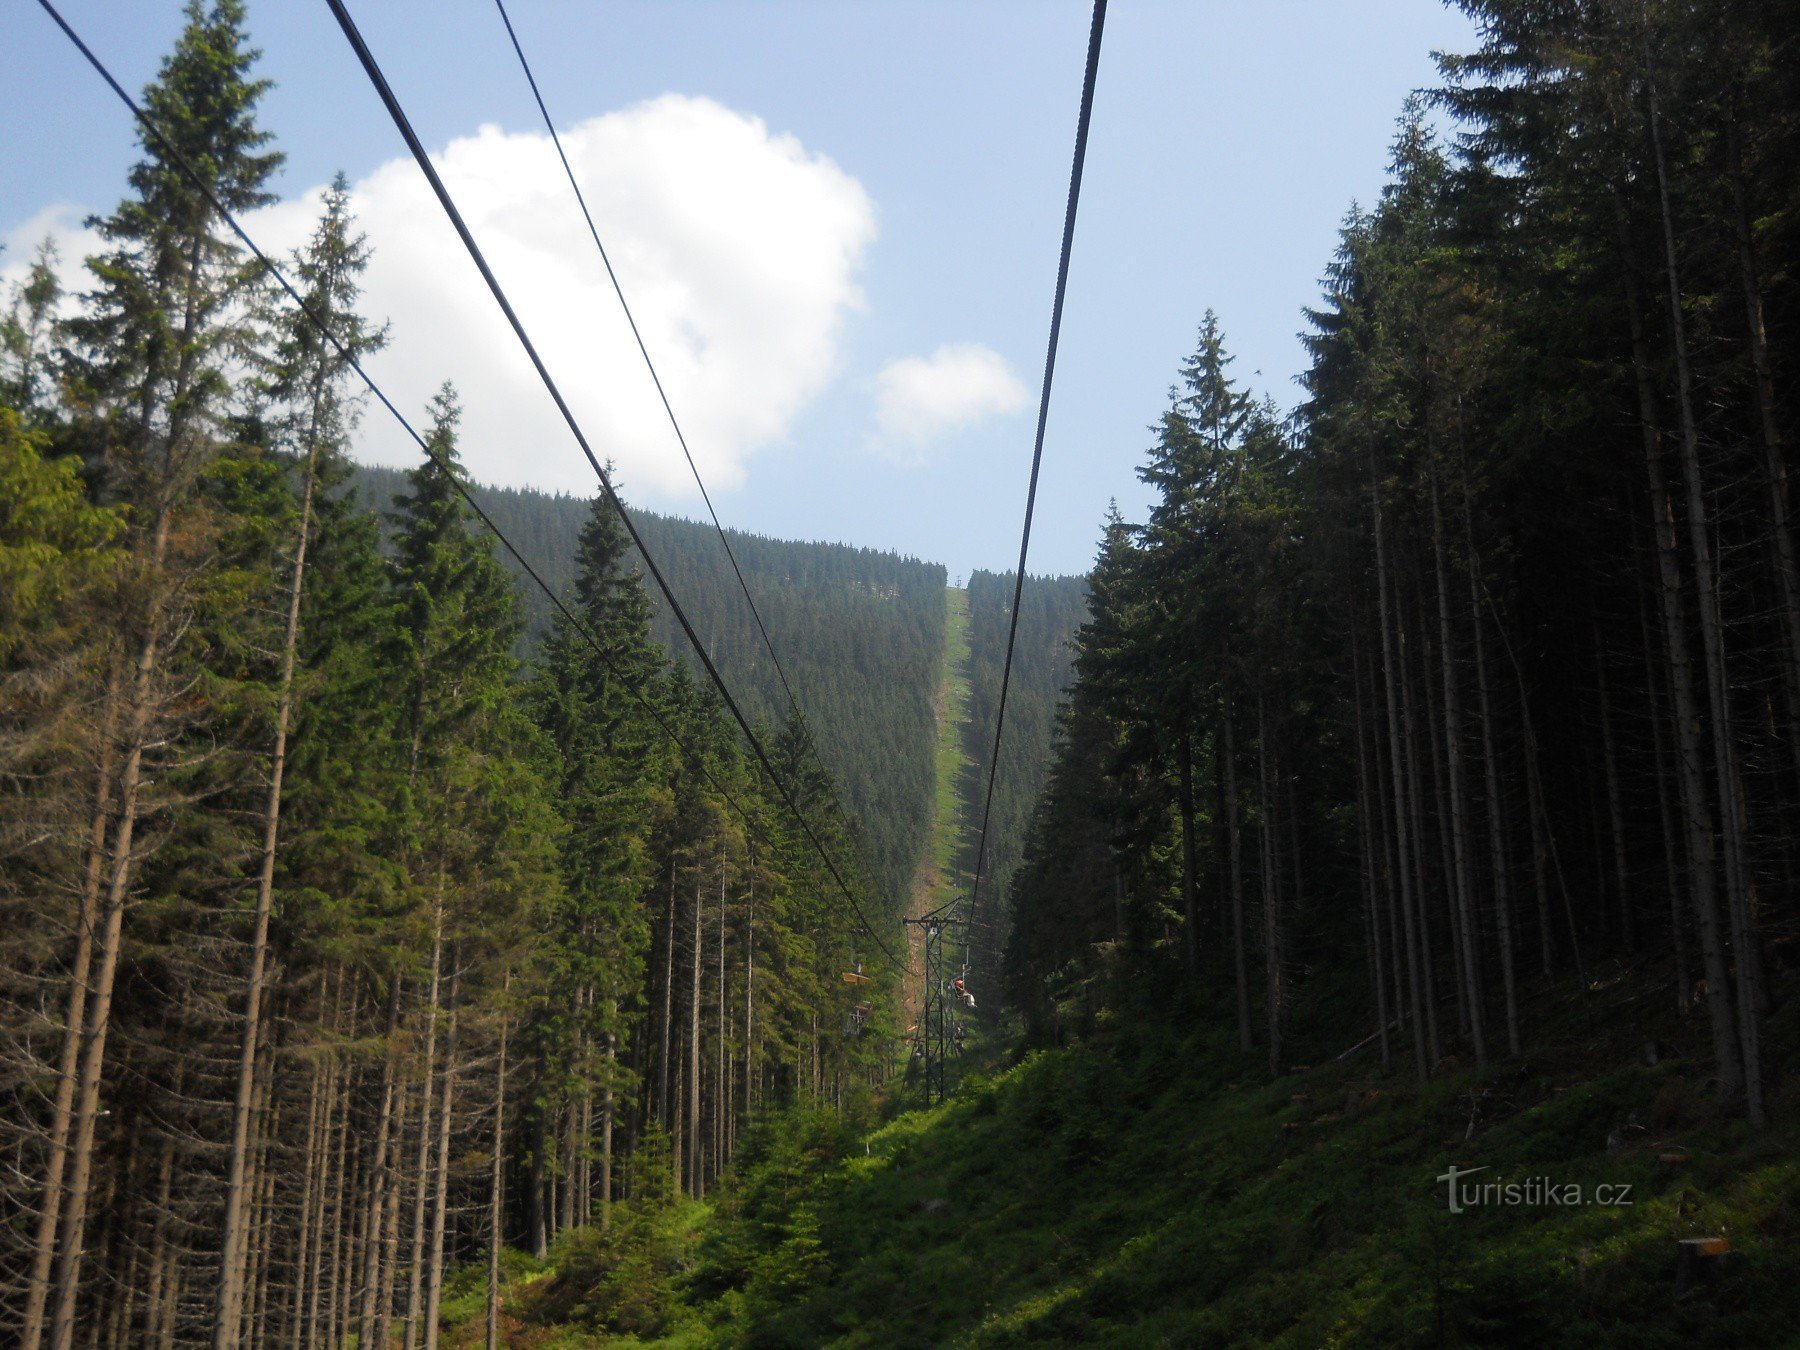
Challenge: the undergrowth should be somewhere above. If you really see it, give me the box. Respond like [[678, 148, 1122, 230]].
[[452, 957, 1795, 1347]]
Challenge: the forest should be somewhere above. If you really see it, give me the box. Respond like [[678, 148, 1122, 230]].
[[348, 464, 953, 905], [1008, 0, 1800, 1118], [0, 5, 919, 1343], [5, 0, 1799, 1345]]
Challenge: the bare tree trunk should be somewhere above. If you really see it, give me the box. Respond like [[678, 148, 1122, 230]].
[[331, 1096, 360, 1348], [1372, 457, 1430, 1082], [1431, 468, 1487, 1064], [1624, 269, 1740, 1098], [1256, 695, 1283, 1077], [716, 861, 727, 1181], [1370, 660, 1409, 1034], [1726, 109, 1800, 784], [487, 975, 511, 1350], [689, 874, 703, 1198], [216, 423, 322, 1349], [1352, 617, 1393, 1070], [1421, 619, 1469, 1041], [1222, 694, 1253, 1053], [317, 1056, 352, 1347], [528, 1065, 548, 1259], [1398, 592, 1443, 1067], [1646, 56, 1763, 1124], [21, 664, 120, 1350], [241, 1050, 278, 1349], [1523, 707, 1555, 978], [1489, 593, 1586, 987], [104, 1136, 142, 1348], [599, 1021, 615, 1234], [1178, 729, 1199, 975], [141, 1132, 176, 1350], [357, 980, 404, 1345], [306, 975, 352, 1346], [1596, 631, 1635, 951], [1638, 569, 1691, 1011], [1459, 459, 1520, 1056], [49, 509, 175, 1350], [403, 905, 445, 1350], [423, 975, 457, 1350], [657, 869, 676, 1128], [743, 877, 755, 1131], [289, 1052, 325, 1342], [376, 1062, 410, 1347]]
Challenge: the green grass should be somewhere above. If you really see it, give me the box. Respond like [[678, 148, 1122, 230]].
[[497, 959, 1797, 1347], [927, 586, 973, 903], [723, 973, 1795, 1348]]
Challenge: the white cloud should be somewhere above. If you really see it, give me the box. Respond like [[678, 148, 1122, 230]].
[[4, 95, 876, 500], [872, 343, 1028, 461]]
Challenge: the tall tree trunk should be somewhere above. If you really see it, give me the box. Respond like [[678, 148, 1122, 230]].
[[529, 1065, 548, 1259], [1256, 695, 1283, 1077], [331, 1089, 361, 1348], [1177, 729, 1199, 975], [743, 877, 755, 1130], [599, 1021, 615, 1234], [49, 508, 175, 1350], [1371, 454, 1430, 1082], [241, 1047, 278, 1349], [1638, 569, 1691, 1011], [1352, 617, 1393, 1070], [1371, 655, 1410, 1034], [1646, 55, 1764, 1124], [403, 905, 445, 1350], [1595, 631, 1635, 951], [1421, 619, 1470, 1041], [423, 974, 458, 1350], [376, 1057, 410, 1346], [1431, 468, 1487, 1064], [689, 871, 703, 1198], [1623, 255, 1742, 1094], [1726, 106, 1800, 785], [21, 663, 121, 1350], [716, 861, 727, 1182], [658, 869, 676, 1128], [1523, 704, 1555, 978], [357, 980, 404, 1344], [307, 977, 352, 1346], [1398, 589, 1443, 1067], [288, 1052, 325, 1342], [487, 974, 511, 1350], [1489, 596, 1586, 987], [1222, 694, 1253, 1053], [216, 405, 324, 1350], [1459, 458, 1520, 1056]]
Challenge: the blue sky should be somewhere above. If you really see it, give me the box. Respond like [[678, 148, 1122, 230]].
[[4, 1, 1477, 579]]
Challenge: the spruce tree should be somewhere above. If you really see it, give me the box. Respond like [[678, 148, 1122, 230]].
[[27, 6, 280, 1342]]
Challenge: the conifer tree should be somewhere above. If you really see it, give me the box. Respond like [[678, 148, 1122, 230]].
[[26, 6, 281, 1342]]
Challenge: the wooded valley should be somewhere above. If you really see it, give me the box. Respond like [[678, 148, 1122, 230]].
[[3, 0, 1798, 1345]]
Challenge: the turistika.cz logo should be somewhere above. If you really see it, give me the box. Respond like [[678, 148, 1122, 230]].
[[1436, 1165, 1634, 1214]]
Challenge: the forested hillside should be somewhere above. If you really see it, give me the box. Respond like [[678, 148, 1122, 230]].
[[349, 464, 947, 902], [961, 571, 1088, 964], [0, 9, 901, 1344], [1004, 0, 1799, 1126]]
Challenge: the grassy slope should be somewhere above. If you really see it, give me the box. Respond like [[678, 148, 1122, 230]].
[[904, 587, 974, 1021], [929, 588, 974, 902], [481, 954, 1794, 1347], [748, 964, 1797, 1348]]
